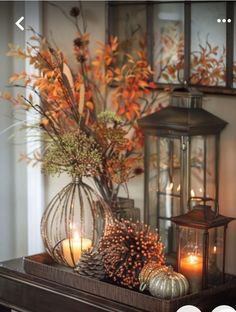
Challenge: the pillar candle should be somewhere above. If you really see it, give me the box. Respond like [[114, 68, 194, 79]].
[[180, 254, 203, 293], [166, 182, 173, 227], [62, 233, 92, 267]]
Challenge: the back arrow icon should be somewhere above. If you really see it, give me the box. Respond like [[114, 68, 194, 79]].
[[15, 16, 24, 31]]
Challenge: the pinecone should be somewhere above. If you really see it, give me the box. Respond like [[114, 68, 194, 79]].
[[74, 250, 105, 280]]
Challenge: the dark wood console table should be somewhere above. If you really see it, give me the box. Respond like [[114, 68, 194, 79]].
[[0, 257, 235, 312], [0, 258, 140, 312]]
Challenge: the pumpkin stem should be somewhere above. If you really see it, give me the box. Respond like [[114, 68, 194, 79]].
[[139, 282, 147, 292]]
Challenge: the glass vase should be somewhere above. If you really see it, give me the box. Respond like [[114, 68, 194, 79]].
[[41, 178, 113, 267]]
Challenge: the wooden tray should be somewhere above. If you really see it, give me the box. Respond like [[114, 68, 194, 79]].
[[23, 253, 236, 312]]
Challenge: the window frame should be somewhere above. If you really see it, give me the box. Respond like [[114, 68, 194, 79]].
[[107, 1, 236, 95]]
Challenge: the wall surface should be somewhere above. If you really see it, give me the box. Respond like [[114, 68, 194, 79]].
[[204, 96, 236, 275], [12, 1, 28, 260], [43, 0, 106, 202], [0, 1, 28, 262], [0, 1, 15, 261], [43, 2, 236, 275], [0, 1, 43, 262]]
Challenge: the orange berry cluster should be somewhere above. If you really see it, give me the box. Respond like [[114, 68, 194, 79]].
[[99, 219, 164, 289]]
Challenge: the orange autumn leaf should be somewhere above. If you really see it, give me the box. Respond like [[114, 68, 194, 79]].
[[122, 89, 130, 99], [1, 92, 12, 100], [86, 101, 94, 110], [41, 117, 49, 127], [148, 81, 157, 89], [129, 103, 140, 115], [81, 33, 90, 43], [9, 72, 27, 83], [125, 111, 132, 121], [110, 36, 119, 51], [138, 80, 149, 88]]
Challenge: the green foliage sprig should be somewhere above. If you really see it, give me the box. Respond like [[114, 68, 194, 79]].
[[42, 130, 102, 177]]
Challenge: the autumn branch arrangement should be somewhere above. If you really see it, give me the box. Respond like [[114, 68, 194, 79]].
[[1, 6, 160, 207]]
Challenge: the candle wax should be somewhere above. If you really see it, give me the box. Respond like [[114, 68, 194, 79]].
[[62, 237, 92, 267], [180, 254, 203, 293]]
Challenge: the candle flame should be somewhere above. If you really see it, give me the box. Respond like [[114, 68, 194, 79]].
[[69, 223, 76, 230], [213, 245, 217, 253], [191, 189, 195, 197], [73, 231, 80, 240], [188, 254, 198, 264], [166, 182, 174, 192], [177, 184, 181, 192]]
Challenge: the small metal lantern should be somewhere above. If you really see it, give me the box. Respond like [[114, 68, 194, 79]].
[[138, 86, 227, 263], [172, 198, 235, 293]]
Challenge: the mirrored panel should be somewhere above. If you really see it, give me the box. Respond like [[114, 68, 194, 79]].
[[109, 4, 146, 65], [153, 3, 185, 84], [190, 2, 226, 86]]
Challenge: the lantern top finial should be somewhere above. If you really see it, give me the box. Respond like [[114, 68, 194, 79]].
[[171, 84, 203, 108]]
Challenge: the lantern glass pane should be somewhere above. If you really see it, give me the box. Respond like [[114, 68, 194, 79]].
[[146, 135, 181, 256], [190, 136, 204, 199], [158, 194, 181, 218], [206, 135, 216, 201], [158, 137, 181, 216], [159, 219, 177, 256], [147, 135, 159, 229], [190, 135, 216, 202], [179, 227, 203, 293], [208, 226, 224, 285], [147, 136, 182, 225]]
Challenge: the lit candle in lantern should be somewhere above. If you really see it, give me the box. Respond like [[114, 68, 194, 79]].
[[62, 231, 92, 267], [190, 189, 196, 208], [166, 182, 173, 227], [180, 254, 203, 293], [211, 245, 217, 268], [177, 184, 181, 192], [208, 244, 219, 282]]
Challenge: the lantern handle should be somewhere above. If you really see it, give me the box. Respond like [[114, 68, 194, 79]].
[[187, 197, 219, 215]]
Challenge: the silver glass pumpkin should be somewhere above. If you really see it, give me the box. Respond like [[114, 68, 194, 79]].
[[139, 262, 167, 292], [149, 266, 189, 299]]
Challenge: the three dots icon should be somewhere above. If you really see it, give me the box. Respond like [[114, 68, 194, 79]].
[[217, 18, 231, 23]]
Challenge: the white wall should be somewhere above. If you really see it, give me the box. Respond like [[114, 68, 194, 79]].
[[0, 1, 43, 262], [43, 1, 106, 202], [204, 96, 236, 275], [0, 1, 29, 261], [42, 2, 236, 276], [0, 2, 15, 261], [12, 1, 28, 259]]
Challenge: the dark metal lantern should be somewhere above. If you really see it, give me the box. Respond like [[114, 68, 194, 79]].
[[138, 87, 227, 262], [172, 198, 235, 293]]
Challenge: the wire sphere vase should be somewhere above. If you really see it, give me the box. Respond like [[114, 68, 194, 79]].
[[41, 178, 113, 267]]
